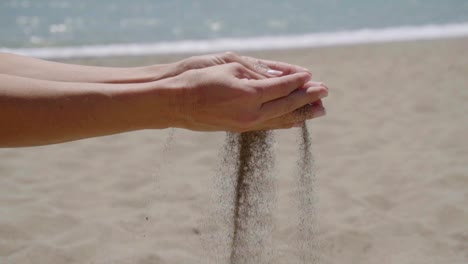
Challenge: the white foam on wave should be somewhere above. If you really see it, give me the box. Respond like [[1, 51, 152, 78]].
[[2, 23, 468, 59]]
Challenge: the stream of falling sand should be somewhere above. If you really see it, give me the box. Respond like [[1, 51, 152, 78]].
[[227, 124, 318, 264], [229, 131, 275, 264], [296, 123, 319, 263]]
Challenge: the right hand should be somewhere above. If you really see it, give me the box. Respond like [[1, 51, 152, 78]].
[[167, 63, 328, 132]]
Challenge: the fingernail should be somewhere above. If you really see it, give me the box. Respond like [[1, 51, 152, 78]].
[[318, 89, 328, 99], [307, 81, 324, 87], [267, 69, 283, 76], [312, 108, 326, 118], [306, 86, 326, 94]]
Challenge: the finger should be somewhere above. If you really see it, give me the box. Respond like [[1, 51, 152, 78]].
[[262, 101, 326, 128], [219, 52, 268, 79], [248, 72, 312, 102], [242, 56, 311, 76], [227, 62, 266, 80], [240, 101, 324, 131], [305, 81, 329, 90], [259, 84, 327, 120]]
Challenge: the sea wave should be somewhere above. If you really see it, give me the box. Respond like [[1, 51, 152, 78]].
[[1, 23, 468, 59]]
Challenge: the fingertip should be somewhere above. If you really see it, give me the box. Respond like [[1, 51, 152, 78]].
[[312, 107, 326, 118], [299, 68, 312, 78], [296, 71, 312, 83], [318, 87, 328, 99]]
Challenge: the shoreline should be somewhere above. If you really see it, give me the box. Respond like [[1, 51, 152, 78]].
[[56, 36, 468, 69], [2, 22, 468, 60]]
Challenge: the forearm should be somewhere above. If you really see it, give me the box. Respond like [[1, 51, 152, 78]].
[[0, 53, 175, 83], [0, 74, 179, 147]]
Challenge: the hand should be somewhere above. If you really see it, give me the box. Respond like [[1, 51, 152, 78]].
[[165, 63, 327, 132], [169, 51, 311, 79]]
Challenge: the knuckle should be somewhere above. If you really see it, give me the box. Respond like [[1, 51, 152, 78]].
[[223, 51, 239, 61], [211, 53, 226, 65], [228, 62, 247, 75], [177, 58, 192, 72], [223, 51, 239, 58]]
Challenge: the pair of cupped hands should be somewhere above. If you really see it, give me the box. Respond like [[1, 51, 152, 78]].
[[149, 52, 328, 132]]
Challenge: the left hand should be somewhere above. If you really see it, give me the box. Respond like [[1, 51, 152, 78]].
[[168, 51, 311, 79]]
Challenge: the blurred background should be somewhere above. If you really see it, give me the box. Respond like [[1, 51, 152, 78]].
[[1, 0, 468, 53], [0, 1, 467, 264]]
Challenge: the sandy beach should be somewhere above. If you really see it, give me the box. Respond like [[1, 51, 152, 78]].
[[1, 37, 467, 264]]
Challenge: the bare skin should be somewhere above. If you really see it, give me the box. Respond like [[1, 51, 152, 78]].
[[0, 52, 328, 147], [0, 52, 310, 83]]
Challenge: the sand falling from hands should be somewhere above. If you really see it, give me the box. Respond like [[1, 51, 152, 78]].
[[295, 123, 319, 263], [222, 124, 318, 264], [228, 131, 275, 264]]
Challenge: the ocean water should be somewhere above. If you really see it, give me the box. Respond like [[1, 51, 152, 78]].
[[1, 0, 468, 57]]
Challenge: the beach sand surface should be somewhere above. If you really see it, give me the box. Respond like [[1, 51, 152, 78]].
[[1, 38, 467, 264]]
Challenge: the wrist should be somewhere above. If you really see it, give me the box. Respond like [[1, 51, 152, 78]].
[[136, 63, 178, 82], [104, 63, 176, 84], [119, 77, 187, 130]]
